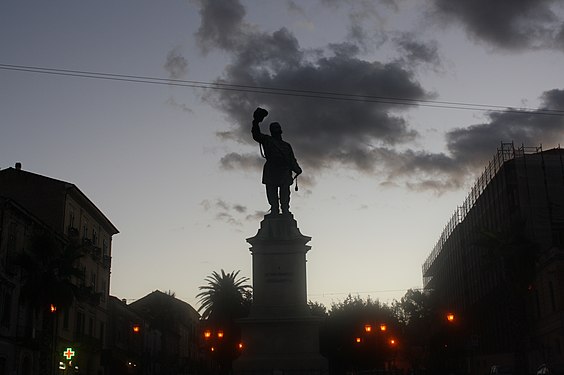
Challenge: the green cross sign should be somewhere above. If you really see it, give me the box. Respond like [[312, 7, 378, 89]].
[[63, 348, 75, 360]]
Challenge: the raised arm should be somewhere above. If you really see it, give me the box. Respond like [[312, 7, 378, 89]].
[[252, 107, 269, 143]]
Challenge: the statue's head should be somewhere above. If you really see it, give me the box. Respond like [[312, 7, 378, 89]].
[[269, 122, 282, 136]]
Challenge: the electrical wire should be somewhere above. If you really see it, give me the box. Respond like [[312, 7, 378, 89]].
[[1, 63, 564, 116]]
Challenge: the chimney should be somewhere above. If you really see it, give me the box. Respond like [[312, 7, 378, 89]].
[[15, 162, 22, 170]]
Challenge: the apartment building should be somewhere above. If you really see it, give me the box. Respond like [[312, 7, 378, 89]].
[[423, 144, 564, 374], [0, 164, 118, 375]]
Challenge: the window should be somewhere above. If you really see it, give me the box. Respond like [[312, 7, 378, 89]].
[[535, 290, 541, 318], [92, 228, 98, 245], [99, 322, 105, 343], [63, 308, 69, 330], [0, 286, 12, 328], [100, 281, 107, 302], [88, 317, 94, 336], [102, 238, 108, 256], [69, 207, 75, 229], [549, 281, 557, 312], [76, 311, 85, 335], [6, 222, 17, 266], [90, 273, 96, 290]]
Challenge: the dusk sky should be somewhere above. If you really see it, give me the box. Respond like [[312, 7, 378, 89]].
[[1, 0, 563, 309]]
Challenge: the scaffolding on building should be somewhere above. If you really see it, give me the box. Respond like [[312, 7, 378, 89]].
[[422, 142, 546, 281]]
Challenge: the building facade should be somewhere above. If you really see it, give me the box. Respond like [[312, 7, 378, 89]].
[[128, 290, 204, 375], [423, 144, 564, 374], [0, 164, 118, 375]]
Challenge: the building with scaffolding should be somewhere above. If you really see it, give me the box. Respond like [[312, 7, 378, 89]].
[[423, 143, 564, 374]]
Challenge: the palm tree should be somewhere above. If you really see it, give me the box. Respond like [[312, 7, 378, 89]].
[[197, 270, 251, 373], [197, 269, 251, 321]]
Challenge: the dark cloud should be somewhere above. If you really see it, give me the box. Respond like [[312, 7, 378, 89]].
[[445, 90, 564, 169], [327, 0, 394, 49], [215, 212, 242, 226], [164, 48, 188, 79], [431, 0, 563, 51], [165, 97, 193, 113], [394, 33, 441, 68], [194, 0, 247, 53], [286, 0, 306, 16], [200, 198, 253, 226], [233, 204, 247, 213], [245, 211, 265, 221], [541, 89, 564, 110], [193, 0, 564, 194], [219, 152, 263, 171], [195, 1, 430, 162]]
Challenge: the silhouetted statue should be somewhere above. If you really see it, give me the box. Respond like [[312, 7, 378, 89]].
[[252, 107, 302, 216]]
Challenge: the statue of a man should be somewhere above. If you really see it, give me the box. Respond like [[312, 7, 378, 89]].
[[252, 107, 302, 216]]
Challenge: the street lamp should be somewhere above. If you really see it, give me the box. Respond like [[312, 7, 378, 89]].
[[446, 312, 455, 323], [204, 329, 211, 339]]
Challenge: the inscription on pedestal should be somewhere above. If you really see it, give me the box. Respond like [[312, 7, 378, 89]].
[[265, 271, 294, 283]]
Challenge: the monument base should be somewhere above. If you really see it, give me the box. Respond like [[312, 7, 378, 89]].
[[234, 316, 327, 373], [233, 214, 328, 374]]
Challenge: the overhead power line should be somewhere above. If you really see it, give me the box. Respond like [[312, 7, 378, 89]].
[[1, 63, 563, 117]]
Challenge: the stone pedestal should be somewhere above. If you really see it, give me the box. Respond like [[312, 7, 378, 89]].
[[234, 214, 328, 374]]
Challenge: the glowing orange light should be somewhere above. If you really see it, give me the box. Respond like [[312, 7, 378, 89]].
[[50, 304, 57, 313], [379, 324, 387, 332], [447, 313, 455, 322], [217, 330, 224, 338], [204, 330, 211, 339], [355, 337, 362, 343], [132, 325, 140, 333], [389, 338, 396, 345], [238, 342, 244, 350], [210, 347, 215, 352], [364, 324, 372, 333]]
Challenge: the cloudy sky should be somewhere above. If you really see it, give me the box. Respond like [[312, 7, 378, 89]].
[[1, 0, 563, 308]]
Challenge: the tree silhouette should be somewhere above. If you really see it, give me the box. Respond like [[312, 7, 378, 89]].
[[321, 295, 399, 373], [196, 269, 251, 321], [16, 231, 95, 375], [17, 231, 89, 312], [197, 270, 251, 373]]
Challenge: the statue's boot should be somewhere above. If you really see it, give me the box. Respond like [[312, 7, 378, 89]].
[[266, 205, 280, 217]]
